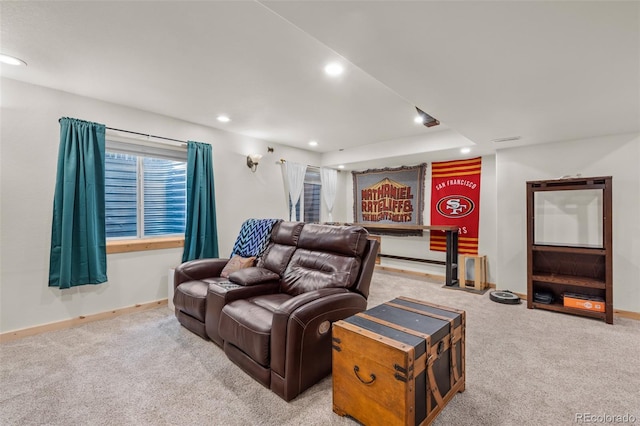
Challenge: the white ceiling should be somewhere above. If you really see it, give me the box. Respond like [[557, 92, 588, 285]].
[[1, 1, 638, 169]]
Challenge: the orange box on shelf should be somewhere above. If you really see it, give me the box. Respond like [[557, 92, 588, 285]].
[[563, 293, 605, 312]]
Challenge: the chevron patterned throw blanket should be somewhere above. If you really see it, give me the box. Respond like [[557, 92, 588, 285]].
[[230, 218, 281, 258]]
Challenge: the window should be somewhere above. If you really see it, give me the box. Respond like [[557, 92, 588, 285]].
[[105, 140, 187, 239], [291, 168, 321, 223]]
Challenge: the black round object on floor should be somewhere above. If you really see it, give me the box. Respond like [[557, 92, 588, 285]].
[[490, 290, 521, 304]]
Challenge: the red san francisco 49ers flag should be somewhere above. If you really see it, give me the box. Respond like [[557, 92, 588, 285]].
[[430, 157, 481, 255]]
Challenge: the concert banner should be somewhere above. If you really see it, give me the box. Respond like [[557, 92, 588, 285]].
[[430, 157, 481, 255], [353, 164, 426, 235]]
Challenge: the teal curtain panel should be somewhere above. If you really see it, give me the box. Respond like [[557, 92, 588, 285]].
[[182, 141, 219, 262], [49, 118, 107, 288]]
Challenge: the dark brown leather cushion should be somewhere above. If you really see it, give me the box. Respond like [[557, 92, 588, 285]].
[[250, 293, 291, 312], [219, 300, 275, 367], [257, 245, 296, 276], [173, 281, 209, 322], [256, 222, 304, 275], [270, 221, 304, 245], [281, 250, 361, 296], [229, 267, 280, 286], [296, 224, 368, 257]]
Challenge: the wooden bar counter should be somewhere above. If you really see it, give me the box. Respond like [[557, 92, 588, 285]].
[[353, 224, 459, 287]]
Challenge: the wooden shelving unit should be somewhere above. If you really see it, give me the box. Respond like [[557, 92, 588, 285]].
[[526, 176, 613, 324]]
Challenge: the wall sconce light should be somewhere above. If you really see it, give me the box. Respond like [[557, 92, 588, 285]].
[[246, 153, 263, 172]]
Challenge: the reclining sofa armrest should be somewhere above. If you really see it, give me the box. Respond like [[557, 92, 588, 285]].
[[271, 288, 351, 366], [270, 289, 368, 400], [228, 267, 280, 286], [174, 258, 230, 287]]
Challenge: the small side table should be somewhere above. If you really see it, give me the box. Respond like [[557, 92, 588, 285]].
[[459, 254, 487, 290]]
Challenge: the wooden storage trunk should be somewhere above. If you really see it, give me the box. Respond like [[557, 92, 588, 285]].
[[332, 297, 465, 425]]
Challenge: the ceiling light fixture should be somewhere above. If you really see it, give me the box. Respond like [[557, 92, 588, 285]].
[[216, 115, 231, 123], [460, 147, 471, 154], [308, 140, 318, 147], [0, 54, 27, 66], [324, 62, 344, 76], [414, 115, 424, 124], [415, 107, 439, 128], [338, 165, 345, 169]]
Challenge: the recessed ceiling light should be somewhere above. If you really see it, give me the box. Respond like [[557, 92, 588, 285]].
[[460, 147, 471, 154], [324, 62, 344, 76], [338, 165, 345, 169], [414, 115, 423, 124], [308, 140, 318, 147], [216, 115, 231, 123], [0, 54, 27, 66]]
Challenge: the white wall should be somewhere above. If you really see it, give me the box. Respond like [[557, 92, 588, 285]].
[[2, 79, 637, 334], [0, 78, 320, 333], [330, 169, 350, 223], [345, 155, 498, 284], [496, 133, 640, 312]]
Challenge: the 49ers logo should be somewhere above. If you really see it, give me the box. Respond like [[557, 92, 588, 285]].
[[436, 195, 475, 218]]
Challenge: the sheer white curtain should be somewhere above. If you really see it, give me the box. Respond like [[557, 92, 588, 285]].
[[283, 161, 307, 220], [320, 167, 337, 222]]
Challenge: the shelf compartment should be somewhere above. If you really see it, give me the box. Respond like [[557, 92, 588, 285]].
[[531, 273, 606, 289], [531, 302, 606, 320], [532, 245, 606, 255], [532, 251, 605, 283]]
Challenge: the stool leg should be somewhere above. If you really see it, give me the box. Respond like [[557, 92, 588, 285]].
[[481, 256, 487, 290], [473, 257, 481, 290]]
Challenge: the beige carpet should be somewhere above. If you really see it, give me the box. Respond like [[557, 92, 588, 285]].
[[1, 270, 639, 425]]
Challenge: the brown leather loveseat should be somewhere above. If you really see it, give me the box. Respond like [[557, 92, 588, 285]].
[[173, 221, 379, 401]]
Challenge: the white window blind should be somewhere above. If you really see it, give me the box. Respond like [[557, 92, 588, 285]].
[[105, 140, 187, 238]]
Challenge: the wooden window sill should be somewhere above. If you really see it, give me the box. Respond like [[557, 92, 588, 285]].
[[107, 236, 184, 254]]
